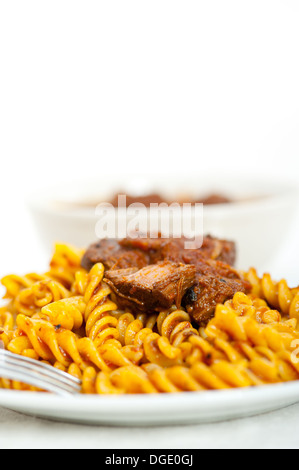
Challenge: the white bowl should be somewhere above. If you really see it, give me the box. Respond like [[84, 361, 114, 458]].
[[27, 174, 299, 271]]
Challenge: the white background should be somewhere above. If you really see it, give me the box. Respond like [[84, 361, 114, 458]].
[[0, 0, 299, 277]]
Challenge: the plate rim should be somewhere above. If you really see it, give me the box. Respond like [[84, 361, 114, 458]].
[[1, 379, 299, 411]]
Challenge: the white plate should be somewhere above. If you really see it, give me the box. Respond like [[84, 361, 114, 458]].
[[1, 381, 299, 425]]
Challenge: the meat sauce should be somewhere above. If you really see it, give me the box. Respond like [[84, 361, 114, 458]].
[[109, 192, 232, 207], [81, 235, 250, 325]]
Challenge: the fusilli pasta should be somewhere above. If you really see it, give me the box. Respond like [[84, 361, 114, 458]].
[[1, 245, 299, 395]]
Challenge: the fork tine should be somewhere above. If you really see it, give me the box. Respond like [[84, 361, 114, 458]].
[[0, 350, 82, 387], [0, 348, 81, 380], [0, 363, 79, 395], [0, 359, 81, 392], [1, 358, 80, 388], [0, 349, 81, 386], [0, 350, 82, 395]]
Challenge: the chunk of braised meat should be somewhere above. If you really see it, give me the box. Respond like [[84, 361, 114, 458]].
[[104, 261, 196, 312], [194, 194, 232, 205], [81, 238, 150, 271], [183, 260, 251, 324], [108, 192, 232, 207], [201, 236, 236, 266], [119, 235, 236, 266], [110, 193, 166, 208], [82, 235, 236, 272], [184, 256, 243, 280], [119, 236, 165, 255], [81, 235, 248, 325]]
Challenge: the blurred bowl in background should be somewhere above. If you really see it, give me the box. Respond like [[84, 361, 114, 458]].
[[27, 174, 299, 271]]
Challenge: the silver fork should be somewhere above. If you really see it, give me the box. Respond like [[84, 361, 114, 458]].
[[0, 348, 82, 395]]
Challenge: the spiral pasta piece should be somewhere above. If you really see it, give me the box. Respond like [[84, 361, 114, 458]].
[[106, 365, 159, 394], [92, 361, 258, 394], [12, 314, 111, 372], [0, 377, 42, 392], [46, 243, 86, 289], [246, 268, 299, 318], [106, 309, 199, 368], [0, 308, 14, 332], [12, 279, 72, 317], [135, 312, 159, 330], [1, 273, 49, 300], [157, 309, 199, 346], [0, 307, 15, 348], [199, 295, 299, 384], [40, 296, 85, 330], [74, 265, 147, 369], [77, 264, 121, 348]]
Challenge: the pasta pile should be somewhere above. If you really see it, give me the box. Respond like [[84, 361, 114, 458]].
[[1, 243, 299, 394]]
